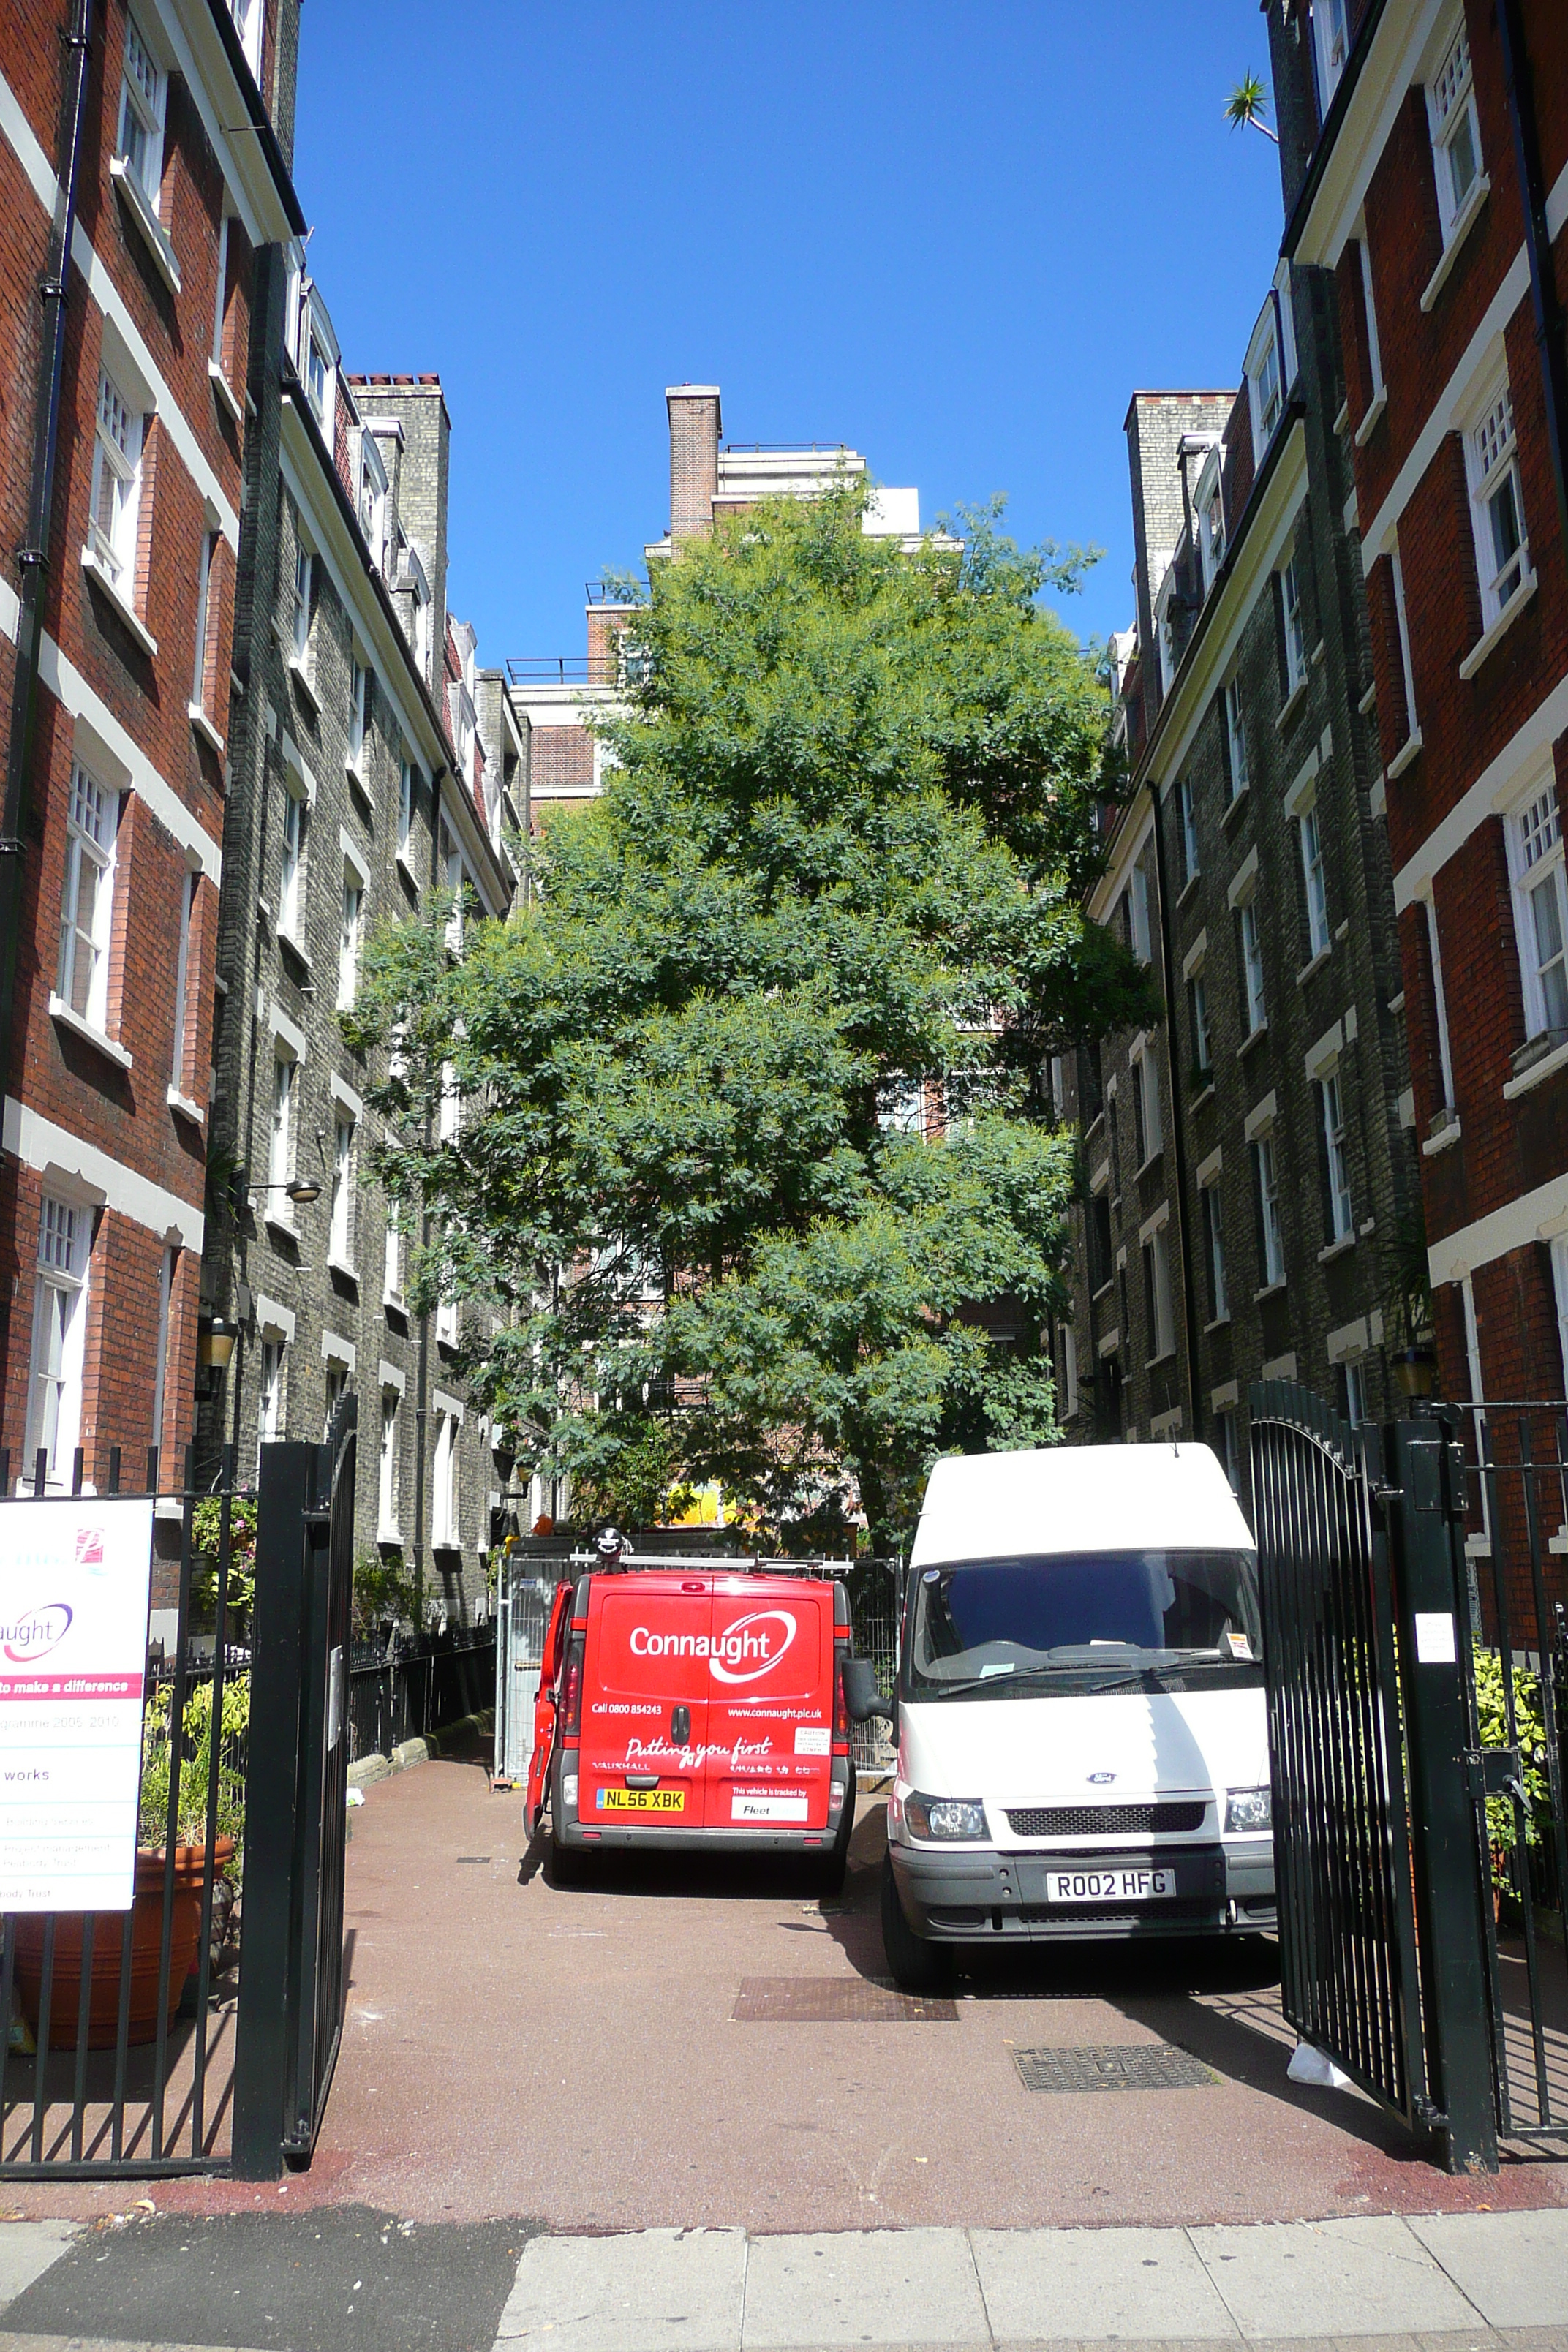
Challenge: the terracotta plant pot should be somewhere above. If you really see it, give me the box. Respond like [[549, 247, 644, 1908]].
[[13, 1839, 235, 2051]]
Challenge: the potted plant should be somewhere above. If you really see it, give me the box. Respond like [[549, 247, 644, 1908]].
[[14, 1673, 248, 2049]]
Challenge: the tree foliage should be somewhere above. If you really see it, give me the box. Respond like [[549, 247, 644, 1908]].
[[347, 482, 1153, 1544]]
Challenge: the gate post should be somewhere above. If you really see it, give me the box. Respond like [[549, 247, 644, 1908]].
[[1386, 1418, 1499, 2176], [230, 1440, 317, 2181]]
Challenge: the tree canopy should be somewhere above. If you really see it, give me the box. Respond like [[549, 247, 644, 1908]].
[[348, 482, 1153, 1545]]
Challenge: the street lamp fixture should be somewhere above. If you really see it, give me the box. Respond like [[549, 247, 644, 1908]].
[[198, 1313, 238, 1372], [1392, 1345, 1437, 1401], [251, 1176, 322, 1207]]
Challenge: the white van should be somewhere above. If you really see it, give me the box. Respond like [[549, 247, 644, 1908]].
[[846, 1444, 1274, 1991]]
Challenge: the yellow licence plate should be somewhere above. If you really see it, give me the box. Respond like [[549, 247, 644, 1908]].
[[597, 1787, 685, 1814]]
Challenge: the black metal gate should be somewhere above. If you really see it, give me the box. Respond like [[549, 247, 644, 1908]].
[[231, 1398, 355, 2178], [1251, 1380, 1568, 2174]]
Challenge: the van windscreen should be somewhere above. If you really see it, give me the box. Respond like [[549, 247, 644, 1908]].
[[905, 1551, 1262, 1699]]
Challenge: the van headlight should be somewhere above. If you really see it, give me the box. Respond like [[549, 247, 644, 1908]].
[[905, 1793, 988, 1842], [1225, 1787, 1271, 1833]]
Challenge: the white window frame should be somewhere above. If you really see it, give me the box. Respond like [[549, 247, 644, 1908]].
[[382, 1202, 403, 1308], [1427, 19, 1484, 244], [1422, 894, 1458, 1112], [1188, 970, 1212, 1077], [1550, 1235, 1568, 1393], [1390, 540, 1420, 740], [88, 367, 142, 597], [348, 660, 369, 774], [227, 0, 264, 78], [436, 1280, 459, 1348], [116, 14, 165, 207], [1300, 802, 1330, 957], [398, 758, 414, 854], [1463, 377, 1531, 627], [169, 865, 196, 1094], [1131, 1039, 1162, 1164], [1357, 236, 1385, 404], [1143, 1226, 1175, 1365], [1202, 1175, 1228, 1322], [1312, 0, 1351, 116], [1322, 1068, 1354, 1241], [357, 433, 388, 573], [1254, 1135, 1286, 1287], [329, 1113, 355, 1270], [1280, 552, 1308, 695], [1224, 674, 1249, 798], [56, 761, 120, 1036], [1507, 781, 1568, 1041], [257, 1333, 285, 1469], [24, 1194, 92, 1488], [338, 861, 362, 1010], [431, 1408, 461, 1547], [151, 1243, 177, 1463], [1196, 445, 1225, 591], [277, 778, 306, 944], [323, 1355, 349, 1444], [1177, 776, 1199, 885], [1342, 1356, 1368, 1428], [1240, 897, 1267, 1036], [267, 1047, 295, 1200], [1129, 862, 1151, 965], [378, 1386, 402, 1539], [442, 824, 465, 954], [1245, 301, 1284, 451]]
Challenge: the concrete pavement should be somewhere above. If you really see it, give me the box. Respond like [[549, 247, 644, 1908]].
[[1, 2208, 1567, 2350]]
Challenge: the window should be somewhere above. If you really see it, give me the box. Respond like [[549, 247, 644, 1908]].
[[1248, 310, 1284, 450], [1423, 895, 1458, 1110], [1177, 777, 1199, 886], [1280, 554, 1308, 695], [278, 784, 304, 941], [323, 1360, 347, 1442], [1313, 0, 1350, 114], [267, 1050, 294, 1194], [329, 1115, 354, 1267], [1131, 1049, 1161, 1165], [1224, 676, 1249, 798], [151, 1244, 176, 1463], [383, 1204, 402, 1306], [1254, 1136, 1285, 1286], [290, 544, 312, 661], [26, 1195, 91, 1485], [170, 867, 196, 1092], [306, 329, 330, 426], [442, 825, 464, 954], [1340, 1357, 1368, 1428], [1357, 238, 1385, 403], [1467, 383, 1529, 625], [1240, 899, 1267, 1035], [116, 15, 164, 203], [436, 1282, 459, 1348], [227, 0, 263, 78], [1300, 804, 1330, 957], [439, 1058, 461, 1144], [379, 1388, 401, 1537], [1510, 785, 1568, 1039], [398, 758, 414, 853], [338, 867, 361, 1009], [257, 1335, 284, 1467], [192, 530, 217, 713], [1391, 542, 1420, 738], [1202, 1182, 1228, 1322], [1188, 972, 1212, 1078], [432, 1409, 459, 1546], [1199, 461, 1226, 591], [1123, 862, 1151, 964], [1142, 1226, 1174, 1363], [1429, 22, 1482, 240], [1322, 1070, 1353, 1240], [349, 662, 369, 772], [56, 763, 118, 1032], [358, 443, 385, 572], [88, 369, 141, 595]]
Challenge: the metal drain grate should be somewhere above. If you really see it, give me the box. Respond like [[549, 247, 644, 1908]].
[[1011, 2042, 1218, 2092], [733, 1975, 960, 2023]]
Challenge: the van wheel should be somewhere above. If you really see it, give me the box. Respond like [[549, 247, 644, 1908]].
[[880, 1854, 953, 1994], [815, 1798, 856, 1899], [549, 1836, 591, 1888]]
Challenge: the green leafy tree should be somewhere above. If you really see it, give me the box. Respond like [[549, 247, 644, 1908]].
[[348, 483, 1153, 1545]]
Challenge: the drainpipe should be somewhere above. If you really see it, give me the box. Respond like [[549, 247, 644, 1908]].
[[411, 765, 446, 1627], [0, 0, 94, 1200], [1147, 783, 1203, 1441], [1497, 0, 1568, 574]]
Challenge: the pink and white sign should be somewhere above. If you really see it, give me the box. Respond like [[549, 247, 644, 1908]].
[[0, 1498, 154, 1911]]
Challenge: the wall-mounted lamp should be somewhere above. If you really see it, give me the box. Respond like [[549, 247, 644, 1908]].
[[1392, 1346, 1437, 1401], [198, 1313, 238, 1372]]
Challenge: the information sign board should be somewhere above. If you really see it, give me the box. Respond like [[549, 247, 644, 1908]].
[[0, 1498, 155, 1912]]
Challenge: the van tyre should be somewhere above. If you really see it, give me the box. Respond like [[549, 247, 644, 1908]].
[[815, 1791, 856, 1898], [881, 1854, 954, 1994]]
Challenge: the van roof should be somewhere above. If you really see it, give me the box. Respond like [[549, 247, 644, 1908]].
[[910, 1443, 1254, 1567]]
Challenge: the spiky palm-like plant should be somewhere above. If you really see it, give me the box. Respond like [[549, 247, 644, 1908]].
[[1225, 73, 1279, 141]]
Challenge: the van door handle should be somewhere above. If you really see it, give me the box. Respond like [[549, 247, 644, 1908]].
[[671, 1705, 690, 1744]]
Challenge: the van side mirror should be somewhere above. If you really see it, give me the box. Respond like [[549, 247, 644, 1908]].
[[842, 1656, 894, 1725]]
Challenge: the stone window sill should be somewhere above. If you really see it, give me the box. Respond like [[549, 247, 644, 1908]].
[[1317, 1234, 1356, 1265], [110, 156, 181, 295], [50, 994, 132, 1071], [1296, 947, 1332, 988], [1190, 1082, 1216, 1114], [1239, 1024, 1268, 1058], [383, 1289, 406, 1313], [288, 653, 320, 715], [167, 1086, 206, 1129], [1353, 388, 1387, 450], [1357, 679, 1378, 716], [1311, 639, 1327, 670], [1275, 678, 1308, 734], [277, 930, 312, 978], [1222, 783, 1251, 830], [1090, 1276, 1115, 1305], [1387, 728, 1423, 781], [1459, 570, 1537, 682], [1253, 1281, 1287, 1303], [1204, 1313, 1231, 1335], [1503, 1033, 1568, 1101], [80, 546, 157, 656], [1422, 1112, 1463, 1156], [264, 1208, 298, 1243], [1134, 1148, 1164, 1181], [328, 1254, 358, 1283], [1177, 868, 1202, 911], [189, 702, 225, 757], [208, 357, 244, 428], [396, 846, 421, 890], [1096, 1328, 1121, 1360], [1421, 176, 1490, 314], [377, 1524, 402, 1548], [1333, 397, 1350, 438], [1145, 1349, 1176, 1371]]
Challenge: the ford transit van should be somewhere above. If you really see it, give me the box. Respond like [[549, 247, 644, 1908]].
[[852, 1444, 1275, 1990]]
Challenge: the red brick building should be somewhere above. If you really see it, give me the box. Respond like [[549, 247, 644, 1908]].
[[1281, 0, 1568, 1405], [0, 0, 303, 1490]]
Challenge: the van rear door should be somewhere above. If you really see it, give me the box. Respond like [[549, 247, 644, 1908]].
[[582, 1573, 712, 1828], [707, 1576, 835, 1833]]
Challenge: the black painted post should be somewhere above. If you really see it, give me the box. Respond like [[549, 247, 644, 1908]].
[[1387, 1418, 1500, 2175], [230, 1441, 313, 2180]]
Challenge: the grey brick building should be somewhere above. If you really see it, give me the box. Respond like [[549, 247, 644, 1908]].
[[1055, 244, 1420, 1518], [201, 254, 524, 1624]]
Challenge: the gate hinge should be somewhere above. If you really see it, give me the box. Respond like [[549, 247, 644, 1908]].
[[303, 1505, 331, 1532], [1411, 2094, 1448, 2129]]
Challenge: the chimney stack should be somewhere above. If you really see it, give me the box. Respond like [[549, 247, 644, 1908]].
[[666, 385, 721, 546]]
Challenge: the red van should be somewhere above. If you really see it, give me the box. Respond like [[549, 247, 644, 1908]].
[[525, 1564, 857, 1890]]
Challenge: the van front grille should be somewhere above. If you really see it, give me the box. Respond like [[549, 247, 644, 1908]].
[[1004, 1801, 1207, 1839]]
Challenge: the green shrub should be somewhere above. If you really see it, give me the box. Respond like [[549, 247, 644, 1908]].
[[139, 1672, 249, 1869], [1472, 1647, 1552, 1877], [353, 1546, 418, 1635], [189, 1496, 258, 1624]]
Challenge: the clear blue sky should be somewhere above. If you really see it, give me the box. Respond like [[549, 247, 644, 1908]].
[[293, 3, 1286, 664]]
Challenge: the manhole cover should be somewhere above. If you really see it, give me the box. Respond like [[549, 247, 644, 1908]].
[[733, 1975, 959, 2023], [1012, 2043, 1218, 2092]]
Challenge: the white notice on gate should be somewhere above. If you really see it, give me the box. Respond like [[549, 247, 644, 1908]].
[[0, 1499, 154, 1912]]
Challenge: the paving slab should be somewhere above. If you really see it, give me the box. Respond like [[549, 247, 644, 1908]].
[[739, 2227, 990, 2348], [1189, 2220, 1483, 2339], [0, 2223, 77, 2313], [973, 2223, 1240, 2340], [493, 2228, 746, 2351], [1404, 2211, 1568, 2329]]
